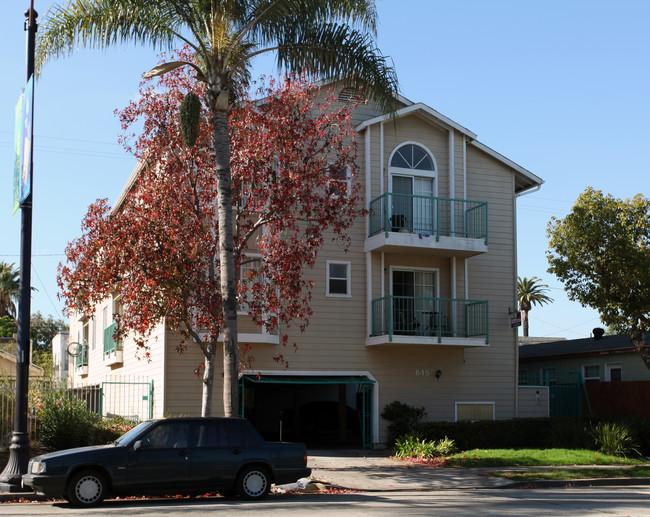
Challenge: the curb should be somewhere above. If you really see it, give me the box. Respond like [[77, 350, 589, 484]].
[[503, 477, 650, 489]]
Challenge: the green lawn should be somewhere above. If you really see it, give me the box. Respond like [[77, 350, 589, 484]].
[[444, 448, 646, 468]]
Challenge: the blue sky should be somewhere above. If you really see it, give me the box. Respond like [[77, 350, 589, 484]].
[[1, 0, 648, 339]]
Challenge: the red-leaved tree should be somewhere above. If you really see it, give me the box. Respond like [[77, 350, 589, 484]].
[[58, 54, 361, 416]]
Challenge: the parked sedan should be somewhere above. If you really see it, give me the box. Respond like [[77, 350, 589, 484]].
[[23, 417, 311, 507]]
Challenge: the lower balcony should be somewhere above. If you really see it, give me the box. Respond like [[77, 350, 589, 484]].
[[75, 343, 89, 375], [367, 296, 489, 347]]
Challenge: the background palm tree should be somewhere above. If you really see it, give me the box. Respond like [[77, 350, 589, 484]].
[[517, 276, 553, 337], [36, 0, 398, 416], [0, 262, 20, 319]]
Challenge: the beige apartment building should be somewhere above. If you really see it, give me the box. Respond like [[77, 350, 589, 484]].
[[64, 89, 544, 448]]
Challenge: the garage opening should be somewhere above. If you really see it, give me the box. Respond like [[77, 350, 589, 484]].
[[238, 375, 375, 449]]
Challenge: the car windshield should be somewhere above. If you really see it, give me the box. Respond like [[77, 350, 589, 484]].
[[113, 420, 155, 446]]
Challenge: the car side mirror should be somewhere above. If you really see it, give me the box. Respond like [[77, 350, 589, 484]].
[[133, 440, 143, 451]]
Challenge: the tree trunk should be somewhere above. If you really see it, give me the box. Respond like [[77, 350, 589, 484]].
[[630, 327, 650, 371], [212, 107, 239, 418], [522, 310, 529, 337], [201, 343, 217, 417]]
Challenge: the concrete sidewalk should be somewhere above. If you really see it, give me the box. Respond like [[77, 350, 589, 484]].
[[308, 449, 511, 491], [307, 449, 650, 491]]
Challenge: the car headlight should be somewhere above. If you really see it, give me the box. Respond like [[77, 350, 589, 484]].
[[29, 460, 46, 474]]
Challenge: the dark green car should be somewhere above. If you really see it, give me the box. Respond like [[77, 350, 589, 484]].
[[23, 417, 311, 507]]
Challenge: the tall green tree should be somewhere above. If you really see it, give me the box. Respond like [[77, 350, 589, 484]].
[[517, 276, 553, 337], [0, 262, 20, 319], [37, 0, 398, 417], [547, 187, 650, 370], [30, 312, 69, 354]]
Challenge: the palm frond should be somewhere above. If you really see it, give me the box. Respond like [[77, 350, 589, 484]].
[[36, 0, 191, 76], [269, 22, 398, 113], [518, 276, 553, 307]]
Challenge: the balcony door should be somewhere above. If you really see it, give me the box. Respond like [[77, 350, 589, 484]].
[[391, 268, 438, 335], [389, 143, 437, 233]]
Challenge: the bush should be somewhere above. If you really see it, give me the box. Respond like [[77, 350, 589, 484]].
[[591, 422, 639, 457], [381, 401, 426, 445], [94, 416, 138, 444], [38, 392, 102, 450], [547, 417, 594, 449], [414, 416, 650, 456], [393, 434, 456, 459]]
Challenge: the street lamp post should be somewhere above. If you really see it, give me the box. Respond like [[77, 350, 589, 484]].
[[0, 4, 37, 492]]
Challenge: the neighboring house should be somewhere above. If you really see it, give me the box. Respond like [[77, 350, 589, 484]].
[[0, 340, 44, 378], [519, 332, 650, 384], [67, 89, 543, 447], [51, 331, 70, 381]]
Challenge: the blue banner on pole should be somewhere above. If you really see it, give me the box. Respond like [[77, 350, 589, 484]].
[[13, 76, 34, 214]]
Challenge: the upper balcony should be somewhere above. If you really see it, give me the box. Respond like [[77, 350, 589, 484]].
[[104, 321, 124, 366], [366, 193, 488, 257], [366, 295, 489, 347]]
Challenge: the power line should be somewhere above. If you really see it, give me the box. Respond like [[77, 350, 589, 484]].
[[31, 263, 63, 320]]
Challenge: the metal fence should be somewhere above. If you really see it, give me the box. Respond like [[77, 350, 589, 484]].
[[0, 375, 153, 447]]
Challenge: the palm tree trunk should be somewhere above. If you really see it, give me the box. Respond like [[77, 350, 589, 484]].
[[212, 107, 239, 418], [522, 310, 529, 337]]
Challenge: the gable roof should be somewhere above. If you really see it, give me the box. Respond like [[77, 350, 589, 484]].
[[355, 103, 543, 195], [519, 334, 646, 360]]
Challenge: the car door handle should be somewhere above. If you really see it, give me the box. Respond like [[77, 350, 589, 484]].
[[177, 449, 189, 458], [232, 448, 243, 455]]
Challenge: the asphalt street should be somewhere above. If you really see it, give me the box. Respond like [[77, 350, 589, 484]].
[[2, 486, 650, 516]]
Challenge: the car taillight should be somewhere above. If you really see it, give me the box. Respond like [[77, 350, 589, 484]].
[[303, 452, 308, 465]]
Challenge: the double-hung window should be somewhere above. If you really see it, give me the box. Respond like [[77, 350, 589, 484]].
[[326, 260, 351, 297]]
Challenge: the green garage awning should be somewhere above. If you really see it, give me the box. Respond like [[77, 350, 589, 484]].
[[240, 375, 375, 385]]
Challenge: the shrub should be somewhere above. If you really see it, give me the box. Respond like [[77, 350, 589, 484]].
[[413, 416, 650, 456], [591, 422, 639, 457], [38, 392, 101, 450], [381, 401, 426, 445], [393, 434, 456, 459], [94, 416, 138, 444], [547, 417, 594, 449]]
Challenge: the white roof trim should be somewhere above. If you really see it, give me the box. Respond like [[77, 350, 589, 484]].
[[355, 102, 477, 140], [470, 140, 543, 187], [111, 160, 145, 214]]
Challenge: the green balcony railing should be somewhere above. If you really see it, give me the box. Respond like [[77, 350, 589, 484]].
[[371, 296, 489, 344], [75, 343, 89, 368], [368, 193, 488, 244], [104, 321, 123, 359]]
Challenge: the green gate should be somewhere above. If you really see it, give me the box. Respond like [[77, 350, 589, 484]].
[[520, 370, 592, 417], [100, 378, 154, 422]]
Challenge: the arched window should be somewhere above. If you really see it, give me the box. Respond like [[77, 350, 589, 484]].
[[389, 143, 435, 172], [388, 143, 437, 232]]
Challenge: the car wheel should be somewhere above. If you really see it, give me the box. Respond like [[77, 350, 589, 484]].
[[236, 465, 270, 500], [67, 470, 107, 507]]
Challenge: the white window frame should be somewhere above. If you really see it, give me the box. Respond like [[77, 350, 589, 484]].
[[238, 254, 262, 314], [328, 164, 351, 199], [454, 401, 495, 422], [388, 142, 438, 185], [605, 363, 622, 382], [582, 364, 601, 382], [326, 260, 352, 297]]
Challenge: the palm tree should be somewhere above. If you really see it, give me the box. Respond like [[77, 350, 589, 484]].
[[36, 0, 398, 417], [517, 276, 553, 337], [0, 262, 20, 319]]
